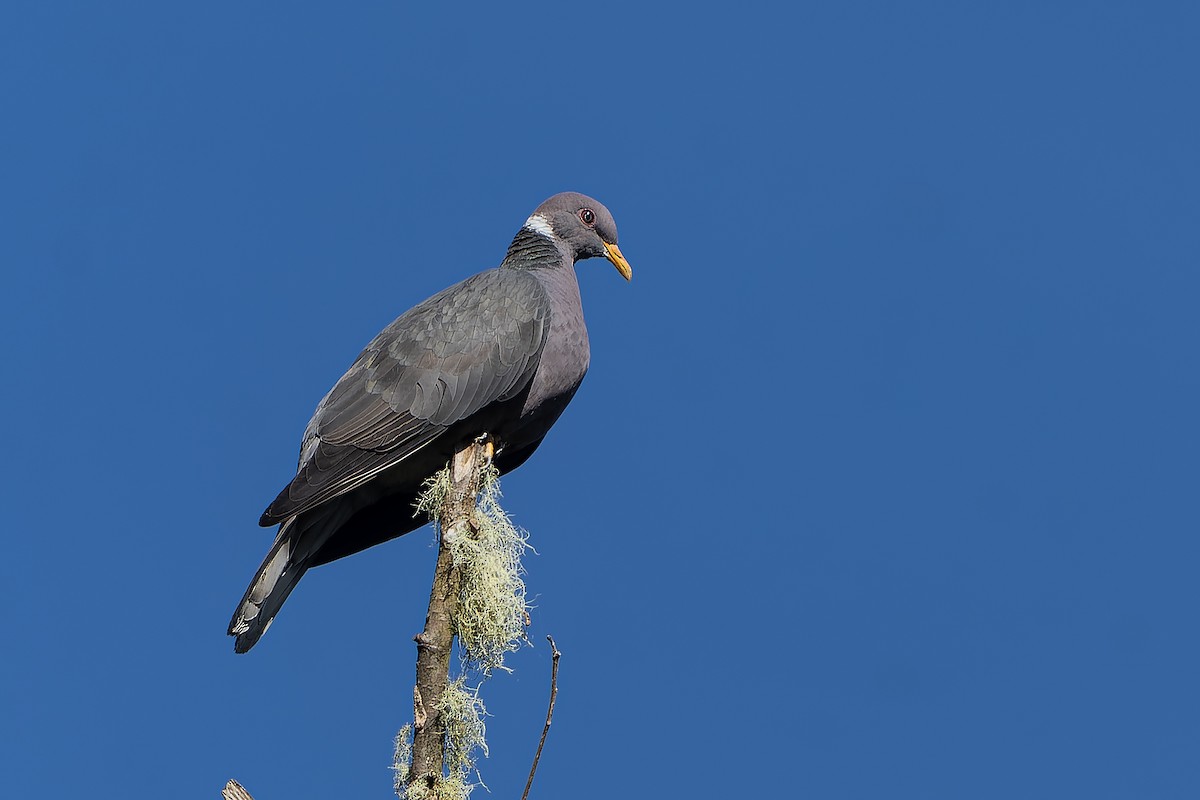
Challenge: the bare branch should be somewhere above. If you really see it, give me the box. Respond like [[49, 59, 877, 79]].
[[222, 779, 254, 800], [521, 635, 562, 800]]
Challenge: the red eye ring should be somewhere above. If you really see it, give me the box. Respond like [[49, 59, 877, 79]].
[[579, 208, 596, 227]]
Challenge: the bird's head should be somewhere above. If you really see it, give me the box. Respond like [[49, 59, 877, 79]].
[[524, 192, 632, 280]]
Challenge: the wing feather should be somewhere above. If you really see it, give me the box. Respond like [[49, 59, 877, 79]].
[[261, 268, 550, 524]]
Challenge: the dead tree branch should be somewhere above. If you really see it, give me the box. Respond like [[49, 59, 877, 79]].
[[222, 779, 253, 800], [408, 437, 492, 796]]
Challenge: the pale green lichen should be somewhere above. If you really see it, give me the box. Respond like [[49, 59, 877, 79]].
[[439, 676, 488, 794], [447, 465, 530, 674], [415, 467, 452, 522], [393, 724, 413, 798], [417, 463, 530, 673], [400, 461, 528, 800], [393, 680, 488, 800]]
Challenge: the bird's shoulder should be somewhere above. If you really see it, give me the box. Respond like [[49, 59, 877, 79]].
[[364, 267, 551, 366], [301, 268, 552, 452]]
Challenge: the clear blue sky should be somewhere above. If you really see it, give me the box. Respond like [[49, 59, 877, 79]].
[[3, 3, 1197, 798]]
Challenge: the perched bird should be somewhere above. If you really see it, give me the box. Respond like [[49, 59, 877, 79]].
[[228, 192, 631, 653]]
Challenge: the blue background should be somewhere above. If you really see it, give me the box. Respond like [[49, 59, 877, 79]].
[[3, 3, 1197, 798]]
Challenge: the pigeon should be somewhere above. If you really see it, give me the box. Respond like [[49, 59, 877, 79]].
[[228, 192, 631, 652]]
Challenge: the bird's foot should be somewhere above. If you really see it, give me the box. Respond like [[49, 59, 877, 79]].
[[472, 432, 495, 464]]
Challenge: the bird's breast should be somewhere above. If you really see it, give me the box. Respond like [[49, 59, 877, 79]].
[[521, 269, 590, 419]]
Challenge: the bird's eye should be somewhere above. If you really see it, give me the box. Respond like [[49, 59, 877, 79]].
[[579, 208, 596, 227]]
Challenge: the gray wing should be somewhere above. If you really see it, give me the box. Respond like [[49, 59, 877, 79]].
[[260, 268, 550, 524]]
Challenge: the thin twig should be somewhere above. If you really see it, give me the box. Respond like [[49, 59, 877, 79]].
[[521, 635, 562, 800]]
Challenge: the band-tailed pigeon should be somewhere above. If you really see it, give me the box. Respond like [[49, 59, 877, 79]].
[[228, 192, 630, 652]]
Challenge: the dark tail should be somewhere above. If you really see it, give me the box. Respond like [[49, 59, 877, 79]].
[[228, 521, 309, 653]]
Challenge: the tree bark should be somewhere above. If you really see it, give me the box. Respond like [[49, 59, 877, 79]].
[[408, 438, 491, 794]]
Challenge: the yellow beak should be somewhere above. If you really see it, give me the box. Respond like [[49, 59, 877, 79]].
[[603, 242, 632, 281]]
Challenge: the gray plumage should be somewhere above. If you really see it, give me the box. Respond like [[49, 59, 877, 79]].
[[228, 192, 631, 653]]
